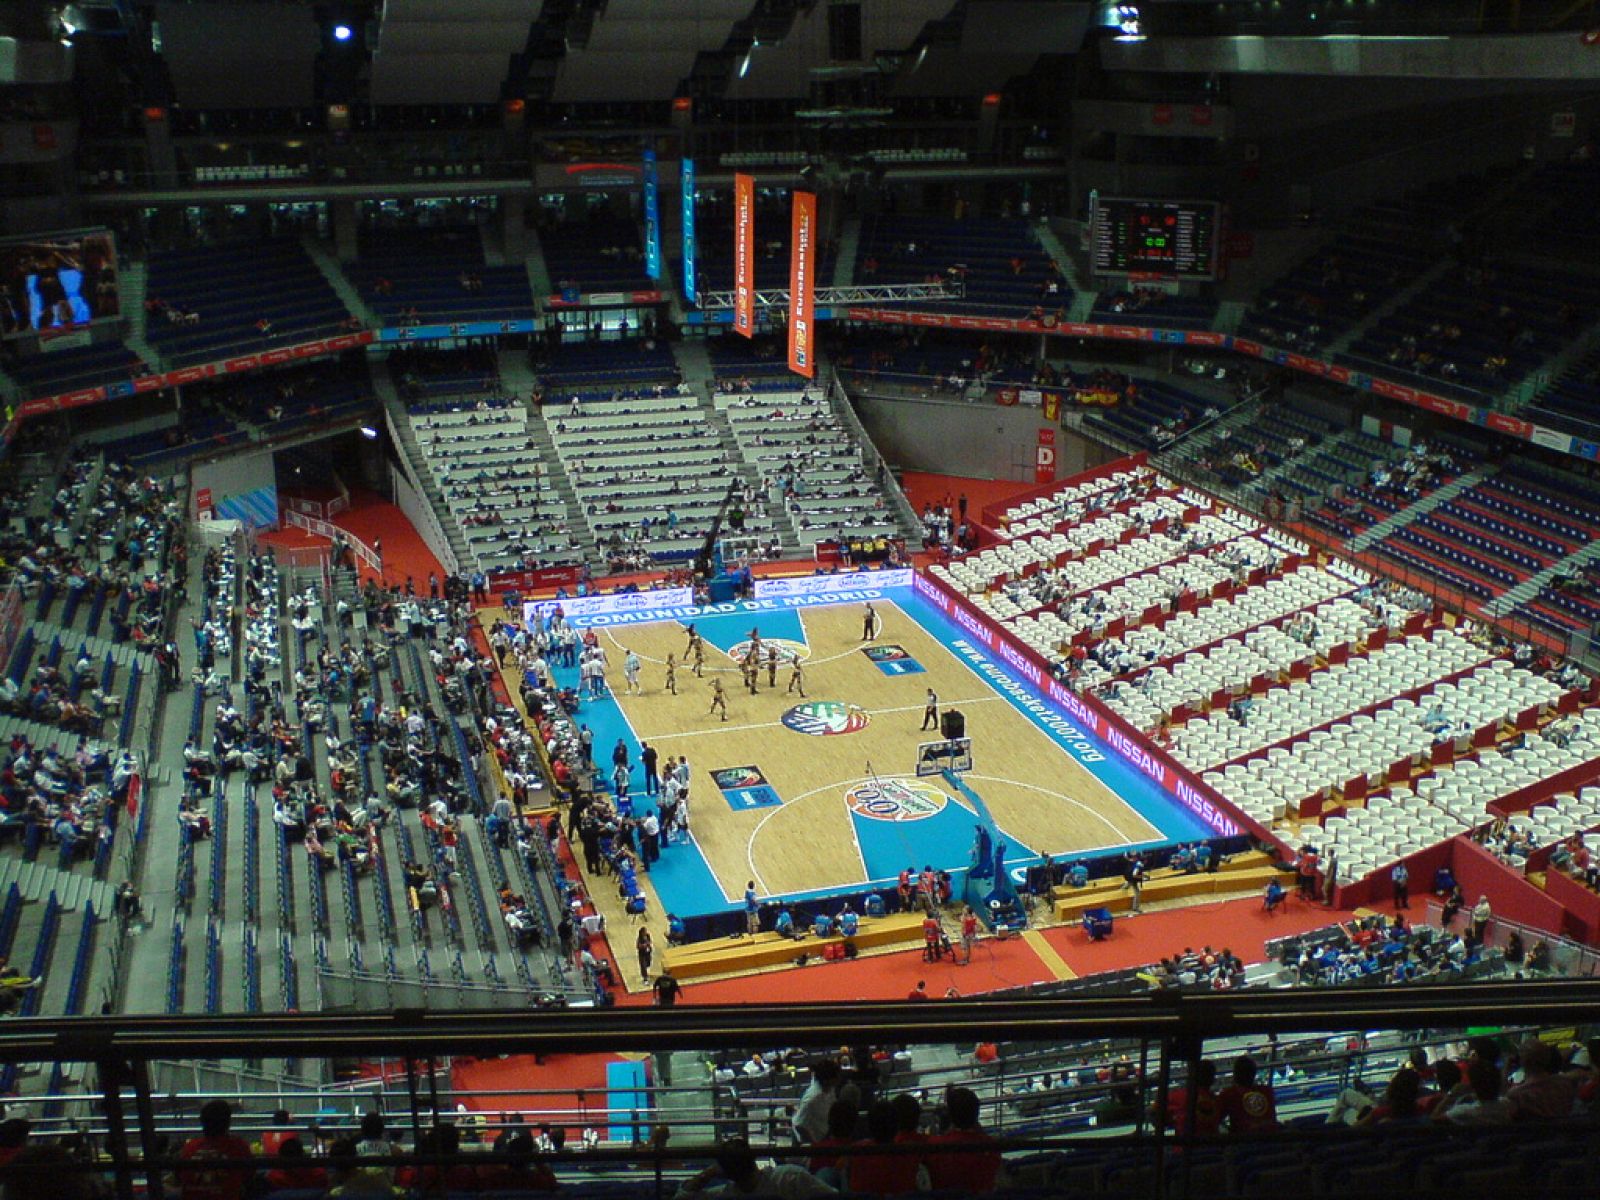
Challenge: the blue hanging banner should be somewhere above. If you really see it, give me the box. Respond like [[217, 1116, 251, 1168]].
[[643, 148, 661, 281], [681, 157, 697, 304]]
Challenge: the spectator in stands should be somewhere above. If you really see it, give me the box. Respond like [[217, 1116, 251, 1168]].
[[1219, 1056, 1278, 1135], [325, 1136, 394, 1197], [676, 1136, 834, 1198], [845, 1101, 923, 1195], [1507, 1038, 1583, 1120], [923, 1086, 1001, 1193], [1434, 1060, 1512, 1125], [1471, 894, 1493, 940], [794, 1059, 843, 1144], [264, 1138, 327, 1192], [1160, 1060, 1222, 1140], [175, 1099, 253, 1200]]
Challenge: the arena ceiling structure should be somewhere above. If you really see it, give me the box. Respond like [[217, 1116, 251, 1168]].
[[120, 0, 1098, 109]]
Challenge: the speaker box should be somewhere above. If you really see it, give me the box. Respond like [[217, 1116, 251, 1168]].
[[941, 710, 965, 740]]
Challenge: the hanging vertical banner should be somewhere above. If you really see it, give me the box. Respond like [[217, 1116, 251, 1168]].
[[734, 172, 755, 338], [681, 158, 698, 305], [642, 148, 662, 280], [1035, 427, 1058, 484], [787, 189, 817, 378]]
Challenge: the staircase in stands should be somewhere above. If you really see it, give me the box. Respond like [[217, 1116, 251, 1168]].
[[1348, 464, 1495, 553], [300, 235, 381, 329], [374, 376, 474, 570], [117, 261, 162, 371], [831, 216, 861, 288], [1324, 256, 1455, 358]]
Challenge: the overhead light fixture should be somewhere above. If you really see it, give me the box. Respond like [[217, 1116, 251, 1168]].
[[359, 426, 378, 440], [332, 23, 354, 41], [739, 51, 753, 78], [1116, 4, 1144, 39]]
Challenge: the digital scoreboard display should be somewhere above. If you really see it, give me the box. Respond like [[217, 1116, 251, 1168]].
[[1091, 198, 1219, 281]]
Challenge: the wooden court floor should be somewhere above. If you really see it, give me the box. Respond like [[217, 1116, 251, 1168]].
[[577, 598, 1161, 904]]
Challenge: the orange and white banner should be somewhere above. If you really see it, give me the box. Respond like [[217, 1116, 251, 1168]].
[[787, 190, 817, 377], [733, 173, 755, 338]]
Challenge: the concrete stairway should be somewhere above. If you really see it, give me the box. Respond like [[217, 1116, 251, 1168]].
[[522, 409, 590, 563], [523, 227, 554, 301], [1035, 219, 1092, 314], [117, 261, 161, 370], [1325, 256, 1453, 357], [0, 857, 112, 913], [1486, 516, 1600, 615], [376, 377, 474, 569], [1349, 464, 1494, 553], [301, 235, 380, 328], [831, 216, 862, 288]]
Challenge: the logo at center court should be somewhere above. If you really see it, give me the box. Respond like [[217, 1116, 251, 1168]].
[[727, 637, 809, 663], [781, 700, 870, 736], [844, 779, 949, 823]]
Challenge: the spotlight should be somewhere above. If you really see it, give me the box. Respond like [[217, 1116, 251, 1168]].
[[359, 425, 378, 440], [332, 23, 354, 41], [739, 51, 753, 78]]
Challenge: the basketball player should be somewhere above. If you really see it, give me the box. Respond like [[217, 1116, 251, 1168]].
[[922, 688, 940, 731], [692, 639, 705, 677], [664, 653, 677, 695], [709, 677, 728, 721], [862, 602, 878, 641], [766, 644, 779, 688], [787, 654, 806, 697], [623, 648, 642, 695]]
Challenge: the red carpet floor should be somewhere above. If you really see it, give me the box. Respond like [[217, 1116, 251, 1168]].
[[258, 487, 442, 589], [607, 895, 1348, 1006], [1040, 892, 1346, 978], [451, 1051, 637, 1122], [900, 472, 1033, 523]]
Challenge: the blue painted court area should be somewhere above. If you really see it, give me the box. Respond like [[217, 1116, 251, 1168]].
[[546, 587, 1208, 920], [605, 1061, 650, 1143], [899, 588, 1213, 847]]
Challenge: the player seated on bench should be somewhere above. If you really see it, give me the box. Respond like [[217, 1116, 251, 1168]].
[[666, 912, 687, 945], [775, 907, 799, 939]]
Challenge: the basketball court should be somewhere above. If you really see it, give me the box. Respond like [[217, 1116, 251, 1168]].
[[506, 576, 1215, 922]]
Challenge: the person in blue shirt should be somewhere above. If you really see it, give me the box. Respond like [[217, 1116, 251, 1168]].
[[864, 893, 886, 917], [666, 913, 686, 945], [743, 881, 760, 935], [838, 905, 859, 937], [1068, 862, 1090, 888], [812, 911, 832, 938], [775, 907, 796, 939]]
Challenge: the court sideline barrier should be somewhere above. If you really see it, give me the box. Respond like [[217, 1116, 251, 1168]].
[[912, 570, 1288, 857]]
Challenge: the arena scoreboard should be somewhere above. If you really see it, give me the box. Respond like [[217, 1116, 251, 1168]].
[[1090, 197, 1219, 281]]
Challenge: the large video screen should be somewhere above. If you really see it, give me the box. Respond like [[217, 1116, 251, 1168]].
[[1091, 198, 1218, 281], [0, 229, 121, 335]]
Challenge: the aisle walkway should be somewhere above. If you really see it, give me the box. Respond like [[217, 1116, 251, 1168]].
[[257, 487, 443, 588]]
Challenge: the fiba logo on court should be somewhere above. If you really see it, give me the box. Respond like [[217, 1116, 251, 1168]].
[[781, 700, 869, 736], [845, 780, 947, 823], [727, 638, 809, 663]]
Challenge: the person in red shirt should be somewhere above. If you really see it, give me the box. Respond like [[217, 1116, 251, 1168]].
[[906, 980, 929, 1001], [263, 1137, 327, 1192], [925, 1087, 1001, 1194], [176, 1100, 253, 1200], [807, 1100, 861, 1187], [959, 907, 979, 965], [846, 1100, 923, 1195], [1162, 1060, 1222, 1141], [1218, 1056, 1278, 1134]]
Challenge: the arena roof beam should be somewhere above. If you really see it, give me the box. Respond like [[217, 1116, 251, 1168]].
[[691, 279, 963, 311]]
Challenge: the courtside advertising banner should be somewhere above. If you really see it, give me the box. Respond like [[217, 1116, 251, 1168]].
[[642, 149, 662, 280], [681, 158, 698, 304], [755, 569, 913, 600], [524, 587, 694, 626], [734, 173, 755, 337], [788, 190, 817, 377]]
